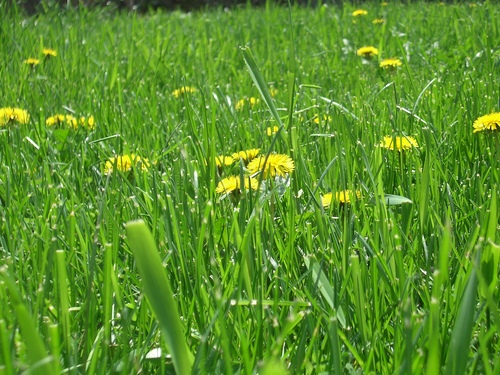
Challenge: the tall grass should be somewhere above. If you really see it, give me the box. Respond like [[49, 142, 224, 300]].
[[0, 1, 498, 373]]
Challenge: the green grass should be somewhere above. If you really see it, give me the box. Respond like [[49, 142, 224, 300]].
[[0, 1, 499, 373]]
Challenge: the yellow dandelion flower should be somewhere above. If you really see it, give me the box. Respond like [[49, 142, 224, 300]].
[[269, 87, 278, 97], [172, 86, 197, 98], [216, 175, 259, 194], [372, 18, 385, 24], [313, 114, 332, 124], [322, 190, 362, 208], [246, 153, 295, 178], [357, 46, 379, 58], [232, 148, 261, 163], [43, 48, 57, 57], [79, 116, 96, 130], [379, 136, 419, 151], [24, 58, 40, 66], [215, 155, 235, 167], [382, 2, 389, 6], [352, 9, 368, 16], [0, 107, 30, 126], [473, 112, 500, 133], [104, 154, 150, 175], [267, 126, 279, 136], [236, 97, 260, 111], [380, 58, 402, 69]]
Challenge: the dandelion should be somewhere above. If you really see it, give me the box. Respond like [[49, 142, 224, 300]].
[[382, 2, 389, 5], [215, 155, 235, 167], [313, 114, 332, 124], [236, 97, 259, 111], [380, 58, 402, 69], [79, 116, 96, 130], [232, 148, 260, 163], [473, 112, 500, 133], [0, 107, 30, 126], [357, 46, 379, 58], [322, 190, 362, 208], [216, 175, 259, 194], [352, 9, 368, 16], [24, 58, 40, 66], [267, 126, 279, 136], [43, 48, 57, 57], [269, 87, 278, 97], [104, 154, 150, 175], [46, 114, 95, 130], [379, 136, 419, 151], [247, 153, 295, 178], [372, 18, 385, 24], [172, 86, 197, 98]]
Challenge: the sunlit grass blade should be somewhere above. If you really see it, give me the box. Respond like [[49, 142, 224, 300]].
[[125, 220, 194, 374], [241, 46, 283, 127]]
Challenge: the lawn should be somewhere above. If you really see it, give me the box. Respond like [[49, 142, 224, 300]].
[[0, 1, 499, 373]]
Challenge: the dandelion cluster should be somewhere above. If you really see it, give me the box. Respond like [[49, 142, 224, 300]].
[[104, 154, 150, 175], [473, 112, 500, 133], [0, 107, 30, 126], [46, 114, 96, 130], [379, 136, 419, 151], [172, 86, 197, 98]]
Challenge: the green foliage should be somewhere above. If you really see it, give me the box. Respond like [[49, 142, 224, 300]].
[[0, 2, 499, 374]]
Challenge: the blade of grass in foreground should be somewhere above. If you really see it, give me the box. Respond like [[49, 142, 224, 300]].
[[125, 220, 194, 374], [444, 253, 479, 375], [0, 267, 56, 375]]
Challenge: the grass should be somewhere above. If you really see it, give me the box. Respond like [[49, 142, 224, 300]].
[[0, 1, 499, 373]]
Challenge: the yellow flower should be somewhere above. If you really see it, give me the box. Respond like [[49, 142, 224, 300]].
[[104, 154, 150, 175], [46, 114, 95, 130], [322, 190, 362, 208], [380, 58, 402, 69], [0, 107, 30, 126], [352, 9, 368, 16], [24, 58, 40, 66], [382, 2, 389, 5], [267, 126, 279, 136], [43, 48, 57, 57], [372, 18, 385, 24], [79, 116, 96, 130], [216, 175, 259, 194], [232, 148, 260, 163], [269, 87, 278, 97], [236, 97, 260, 111], [215, 155, 235, 167], [246, 154, 295, 178], [313, 114, 332, 124], [357, 46, 379, 58], [172, 86, 197, 98], [379, 136, 419, 151], [473, 112, 500, 133]]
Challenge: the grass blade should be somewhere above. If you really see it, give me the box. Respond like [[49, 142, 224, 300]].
[[125, 220, 194, 374]]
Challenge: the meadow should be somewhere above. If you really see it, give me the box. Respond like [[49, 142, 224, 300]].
[[0, 1, 499, 374]]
